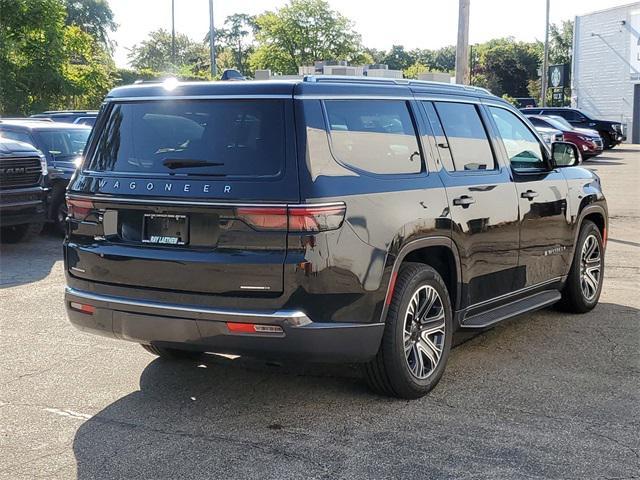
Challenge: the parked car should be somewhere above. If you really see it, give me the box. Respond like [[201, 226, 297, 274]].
[[0, 137, 47, 243], [514, 97, 537, 108], [532, 125, 563, 146], [64, 77, 607, 398], [526, 115, 603, 159], [521, 107, 625, 149], [30, 110, 98, 125], [0, 120, 91, 232]]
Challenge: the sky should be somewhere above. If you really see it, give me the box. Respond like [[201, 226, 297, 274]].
[[109, 0, 635, 68]]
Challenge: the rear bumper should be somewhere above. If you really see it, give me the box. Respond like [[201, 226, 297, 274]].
[[65, 287, 384, 362]]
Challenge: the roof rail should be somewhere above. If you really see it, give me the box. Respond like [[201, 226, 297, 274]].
[[302, 75, 492, 95]]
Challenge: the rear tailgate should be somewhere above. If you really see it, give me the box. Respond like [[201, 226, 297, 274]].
[[66, 94, 298, 296]]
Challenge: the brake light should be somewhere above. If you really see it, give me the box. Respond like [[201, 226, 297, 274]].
[[236, 207, 287, 230], [288, 205, 346, 232], [236, 203, 346, 232], [67, 198, 94, 220]]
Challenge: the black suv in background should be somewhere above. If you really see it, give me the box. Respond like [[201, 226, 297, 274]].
[[30, 110, 98, 126], [520, 107, 625, 149], [64, 77, 607, 398], [0, 120, 91, 232], [0, 137, 47, 243]]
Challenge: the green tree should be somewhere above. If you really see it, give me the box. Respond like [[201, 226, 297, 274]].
[[128, 29, 209, 76], [64, 0, 117, 51], [472, 38, 542, 97], [432, 46, 456, 72], [404, 62, 427, 79], [216, 14, 255, 75], [249, 0, 363, 74], [0, 0, 67, 115], [61, 25, 116, 108], [549, 20, 573, 65], [381, 45, 413, 71]]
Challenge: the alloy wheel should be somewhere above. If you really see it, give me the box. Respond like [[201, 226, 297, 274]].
[[580, 234, 602, 302], [403, 285, 446, 379]]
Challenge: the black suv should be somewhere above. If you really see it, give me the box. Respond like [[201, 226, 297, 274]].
[[64, 77, 608, 398], [520, 107, 625, 149], [0, 120, 91, 232], [0, 137, 47, 243], [30, 110, 98, 125]]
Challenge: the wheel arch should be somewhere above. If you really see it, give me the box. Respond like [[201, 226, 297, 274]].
[[379, 237, 462, 323], [570, 204, 608, 268]]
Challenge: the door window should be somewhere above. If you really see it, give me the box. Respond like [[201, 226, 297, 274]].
[[432, 102, 496, 172], [324, 100, 422, 174], [489, 107, 547, 171]]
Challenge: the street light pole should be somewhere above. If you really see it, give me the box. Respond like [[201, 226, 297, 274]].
[[209, 0, 216, 78], [455, 0, 470, 85], [171, 0, 176, 67], [541, 0, 550, 106]]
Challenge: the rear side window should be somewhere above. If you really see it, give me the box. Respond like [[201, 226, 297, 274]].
[[36, 130, 90, 157], [86, 100, 285, 178], [324, 100, 422, 174], [433, 102, 495, 171]]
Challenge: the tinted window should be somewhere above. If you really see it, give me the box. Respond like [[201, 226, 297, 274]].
[[433, 102, 495, 171], [527, 117, 553, 129], [324, 100, 422, 174], [86, 100, 285, 177], [36, 130, 90, 158], [0, 130, 33, 145], [422, 102, 455, 171], [490, 107, 546, 170], [550, 109, 585, 122]]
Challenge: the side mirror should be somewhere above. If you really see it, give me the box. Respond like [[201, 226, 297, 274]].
[[552, 141, 580, 167]]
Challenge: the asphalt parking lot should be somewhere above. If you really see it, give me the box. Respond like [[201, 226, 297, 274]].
[[1, 147, 639, 480]]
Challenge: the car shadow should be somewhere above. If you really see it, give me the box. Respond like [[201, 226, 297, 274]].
[[0, 230, 62, 288], [72, 301, 640, 479]]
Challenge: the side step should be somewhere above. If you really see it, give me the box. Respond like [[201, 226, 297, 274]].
[[460, 290, 561, 329]]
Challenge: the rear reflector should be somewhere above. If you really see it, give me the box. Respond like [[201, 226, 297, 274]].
[[226, 322, 284, 335], [67, 198, 94, 220], [236, 203, 346, 232], [69, 302, 96, 314]]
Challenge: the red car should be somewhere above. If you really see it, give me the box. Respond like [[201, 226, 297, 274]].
[[527, 115, 604, 159]]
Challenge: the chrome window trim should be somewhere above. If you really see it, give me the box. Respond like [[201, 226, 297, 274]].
[[105, 94, 293, 101]]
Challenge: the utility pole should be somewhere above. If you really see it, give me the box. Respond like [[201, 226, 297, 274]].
[[541, 0, 550, 106], [209, 0, 216, 78], [171, 0, 176, 67], [455, 0, 470, 85]]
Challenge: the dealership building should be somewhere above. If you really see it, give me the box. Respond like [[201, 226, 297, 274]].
[[572, 2, 640, 143]]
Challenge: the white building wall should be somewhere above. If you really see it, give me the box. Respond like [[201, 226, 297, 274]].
[[572, 2, 640, 141]]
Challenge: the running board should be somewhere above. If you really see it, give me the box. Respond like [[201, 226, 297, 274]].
[[460, 290, 561, 329]]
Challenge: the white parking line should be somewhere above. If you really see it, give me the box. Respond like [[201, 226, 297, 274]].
[[44, 407, 92, 420]]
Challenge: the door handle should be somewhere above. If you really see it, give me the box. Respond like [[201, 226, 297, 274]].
[[452, 195, 475, 208], [521, 190, 539, 200]]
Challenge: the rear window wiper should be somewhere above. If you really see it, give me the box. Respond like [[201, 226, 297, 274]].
[[162, 158, 224, 169]]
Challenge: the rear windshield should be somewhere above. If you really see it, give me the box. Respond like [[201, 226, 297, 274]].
[[85, 100, 285, 178]]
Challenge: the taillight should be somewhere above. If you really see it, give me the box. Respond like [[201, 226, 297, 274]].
[[236, 207, 287, 230], [288, 204, 346, 232], [67, 198, 94, 220], [236, 203, 346, 232]]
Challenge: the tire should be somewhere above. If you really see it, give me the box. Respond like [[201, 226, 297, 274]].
[[141, 344, 203, 360], [0, 222, 44, 244], [364, 263, 453, 399], [51, 188, 68, 235], [599, 132, 612, 150], [557, 220, 604, 313]]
